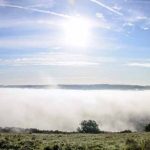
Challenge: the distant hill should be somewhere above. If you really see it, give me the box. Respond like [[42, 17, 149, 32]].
[[0, 84, 150, 90]]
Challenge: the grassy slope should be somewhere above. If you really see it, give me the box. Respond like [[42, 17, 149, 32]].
[[0, 132, 150, 150]]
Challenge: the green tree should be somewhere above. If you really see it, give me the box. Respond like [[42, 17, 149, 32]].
[[77, 120, 100, 133], [145, 123, 150, 132]]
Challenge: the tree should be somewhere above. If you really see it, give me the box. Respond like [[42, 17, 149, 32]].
[[145, 123, 150, 132], [77, 120, 100, 133]]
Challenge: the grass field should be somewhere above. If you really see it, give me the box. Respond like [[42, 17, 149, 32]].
[[0, 132, 150, 150]]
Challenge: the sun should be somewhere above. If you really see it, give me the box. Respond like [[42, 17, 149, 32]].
[[63, 16, 92, 48]]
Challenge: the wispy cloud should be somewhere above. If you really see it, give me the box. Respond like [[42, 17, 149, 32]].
[[0, 3, 70, 18], [126, 13, 149, 23], [0, 53, 101, 67], [0, 37, 59, 49], [28, 4, 53, 9], [0, 19, 59, 28], [123, 9, 150, 30], [0, 59, 99, 67], [90, 0, 123, 16], [127, 62, 150, 68], [127, 0, 150, 4], [0, 34, 123, 51]]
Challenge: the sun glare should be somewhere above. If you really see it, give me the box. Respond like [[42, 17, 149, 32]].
[[63, 16, 92, 48]]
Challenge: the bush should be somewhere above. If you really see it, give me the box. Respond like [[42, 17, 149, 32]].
[[77, 120, 100, 133], [144, 123, 150, 132], [44, 146, 52, 150], [120, 130, 132, 133], [44, 145, 60, 150], [53, 145, 60, 150], [0, 139, 20, 149]]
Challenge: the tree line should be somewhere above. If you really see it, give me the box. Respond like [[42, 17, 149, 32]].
[[0, 120, 150, 134]]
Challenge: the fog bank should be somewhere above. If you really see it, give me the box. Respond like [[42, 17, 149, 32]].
[[0, 88, 150, 132]]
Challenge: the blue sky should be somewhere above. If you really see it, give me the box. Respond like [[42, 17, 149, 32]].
[[0, 0, 150, 85]]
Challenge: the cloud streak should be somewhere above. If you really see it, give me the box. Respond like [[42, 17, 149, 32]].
[[0, 3, 70, 18], [0, 53, 101, 67], [127, 0, 150, 3], [90, 0, 123, 16], [128, 62, 150, 68]]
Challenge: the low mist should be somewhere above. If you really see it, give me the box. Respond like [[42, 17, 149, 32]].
[[0, 88, 150, 132]]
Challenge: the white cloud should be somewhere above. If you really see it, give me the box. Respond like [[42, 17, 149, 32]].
[[0, 19, 61, 28], [127, 62, 150, 68], [0, 53, 102, 67], [96, 12, 104, 19], [0, 32, 123, 51], [123, 22, 134, 27], [120, 8, 150, 33], [142, 27, 149, 30], [0, 38, 59, 49], [124, 9, 150, 26]]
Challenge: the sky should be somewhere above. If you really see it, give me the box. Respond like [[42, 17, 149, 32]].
[[0, 0, 150, 85]]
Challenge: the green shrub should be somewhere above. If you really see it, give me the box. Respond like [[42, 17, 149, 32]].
[[0, 139, 19, 149], [120, 130, 132, 133], [44, 146, 52, 150], [144, 123, 150, 132], [53, 144, 60, 150]]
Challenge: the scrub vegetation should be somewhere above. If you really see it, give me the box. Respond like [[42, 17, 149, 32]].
[[0, 121, 150, 150], [0, 132, 150, 150]]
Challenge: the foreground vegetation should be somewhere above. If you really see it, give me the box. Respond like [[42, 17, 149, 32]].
[[0, 132, 150, 150], [0, 120, 150, 149]]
